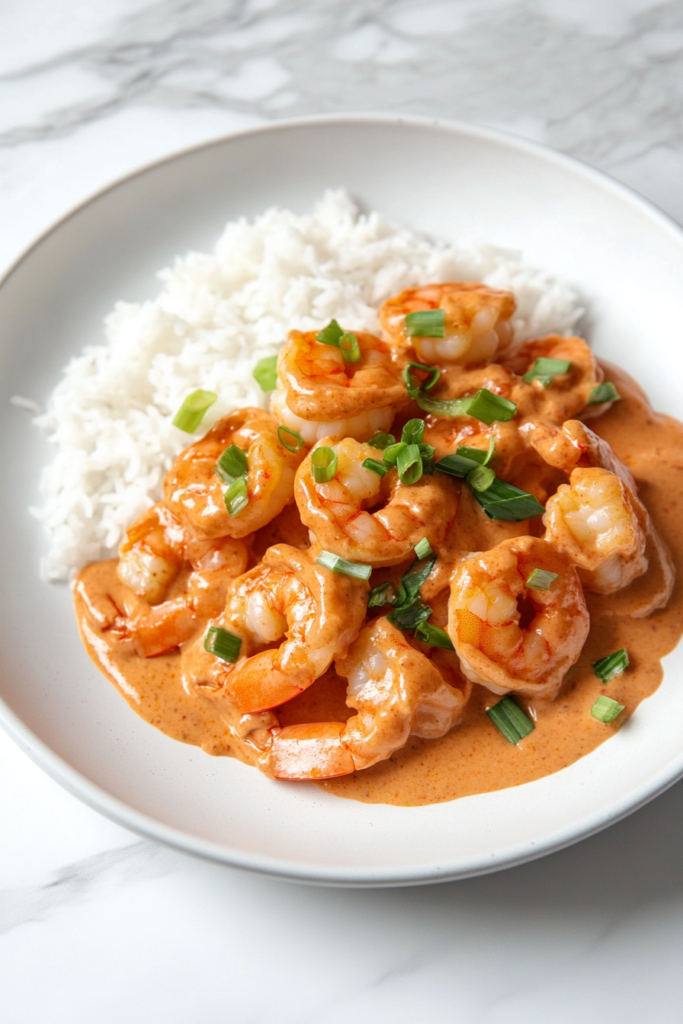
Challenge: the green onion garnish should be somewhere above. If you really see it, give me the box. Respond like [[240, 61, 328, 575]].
[[316, 551, 372, 580], [215, 443, 249, 483], [588, 382, 621, 406], [434, 451, 483, 478], [368, 432, 396, 451], [474, 478, 545, 522], [593, 648, 629, 683], [311, 446, 338, 483], [368, 581, 398, 608], [317, 319, 344, 347], [404, 309, 446, 338], [204, 625, 242, 663], [404, 361, 440, 398], [591, 694, 625, 723], [382, 441, 406, 467], [522, 357, 571, 387], [401, 418, 426, 445], [526, 568, 559, 590], [393, 555, 436, 610], [340, 331, 361, 363], [397, 443, 423, 485], [418, 442, 436, 474], [486, 695, 535, 744], [277, 425, 304, 453], [387, 602, 432, 629], [224, 476, 249, 517], [457, 435, 495, 467], [414, 621, 455, 650], [253, 355, 278, 392], [362, 457, 389, 477], [466, 465, 496, 493], [417, 388, 516, 425], [414, 537, 433, 559], [172, 390, 218, 433]]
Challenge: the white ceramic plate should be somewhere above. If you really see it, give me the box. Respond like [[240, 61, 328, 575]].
[[2, 115, 683, 886]]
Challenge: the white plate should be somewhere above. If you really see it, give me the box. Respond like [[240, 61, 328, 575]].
[[2, 115, 683, 886]]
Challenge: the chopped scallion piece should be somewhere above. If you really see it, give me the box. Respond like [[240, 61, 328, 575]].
[[172, 390, 218, 433], [368, 432, 396, 451], [396, 443, 423, 485], [434, 451, 483, 478], [522, 357, 572, 387], [404, 361, 441, 398], [487, 695, 535, 744], [457, 434, 496, 467], [311, 446, 338, 483], [368, 581, 398, 608], [317, 319, 344, 347], [418, 442, 436, 474], [224, 476, 249, 517], [401, 418, 426, 445], [277, 425, 304, 453], [253, 355, 278, 392], [593, 648, 629, 684], [362, 457, 389, 477], [316, 551, 372, 580], [526, 568, 559, 590], [591, 694, 625, 723], [383, 441, 406, 467], [215, 443, 249, 483], [204, 625, 242, 663], [414, 537, 433, 559], [474, 478, 545, 521], [417, 388, 516, 425], [387, 601, 432, 629], [393, 555, 436, 610], [588, 382, 621, 406], [467, 465, 496, 493], [414, 621, 455, 650], [340, 331, 361, 363], [404, 308, 446, 338]]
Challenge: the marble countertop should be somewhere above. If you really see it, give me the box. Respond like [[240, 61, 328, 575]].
[[2, 2, 683, 1020]]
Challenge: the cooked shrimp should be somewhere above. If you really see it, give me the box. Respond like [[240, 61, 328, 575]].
[[543, 468, 649, 593], [448, 536, 589, 700], [507, 335, 603, 422], [261, 617, 469, 780], [182, 543, 368, 714], [271, 329, 407, 445], [523, 419, 637, 491], [380, 283, 516, 365], [164, 408, 304, 541], [295, 437, 459, 567]]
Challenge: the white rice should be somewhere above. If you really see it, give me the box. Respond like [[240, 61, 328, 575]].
[[32, 189, 582, 582]]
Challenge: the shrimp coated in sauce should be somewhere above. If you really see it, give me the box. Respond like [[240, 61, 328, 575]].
[[380, 283, 516, 365], [523, 419, 637, 491], [507, 335, 603, 422], [448, 536, 589, 700]]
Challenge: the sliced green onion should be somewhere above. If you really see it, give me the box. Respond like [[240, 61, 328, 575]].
[[588, 382, 621, 406], [401, 418, 426, 445], [418, 442, 436, 474], [316, 551, 372, 580], [311, 446, 338, 483], [253, 355, 278, 392], [404, 361, 440, 398], [340, 331, 361, 363], [368, 581, 398, 608], [224, 476, 249, 517], [417, 388, 516, 425], [395, 555, 436, 609], [457, 435, 496, 467], [383, 441, 406, 467], [434, 452, 483, 478], [368, 432, 396, 451], [486, 695, 535, 744], [387, 601, 432, 629], [591, 694, 626, 723], [362, 457, 389, 477], [204, 625, 242, 663], [414, 537, 433, 559], [467, 465, 496, 493], [414, 621, 455, 650], [277, 425, 304, 453], [215, 444, 249, 483], [522, 357, 572, 387], [172, 390, 218, 433], [404, 308, 446, 338], [593, 648, 629, 683], [526, 568, 559, 591], [396, 443, 423, 485], [317, 319, 344, 347], [475, 478, 545, 522]]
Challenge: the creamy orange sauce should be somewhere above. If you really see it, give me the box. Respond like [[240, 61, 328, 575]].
[[74, 367, 683, 806]]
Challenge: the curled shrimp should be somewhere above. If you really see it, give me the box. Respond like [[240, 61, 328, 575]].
[[523, 419, 637, 492], [260, 617, 470, 780], [295, 437, 459, 567], [164, 408, 304, 541], [543, 468, 649, 593], [448, 536, 589, 700], [507, 335, 603, 422], [182, 543, 368, 714], [379, 283, 516, 365], [270, 329, 407, 445]]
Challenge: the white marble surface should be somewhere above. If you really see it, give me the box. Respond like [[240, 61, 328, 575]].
[[2, 1, 683, 1020]]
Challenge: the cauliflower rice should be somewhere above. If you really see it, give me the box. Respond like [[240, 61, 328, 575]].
[[33, 189, 582, 581]]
